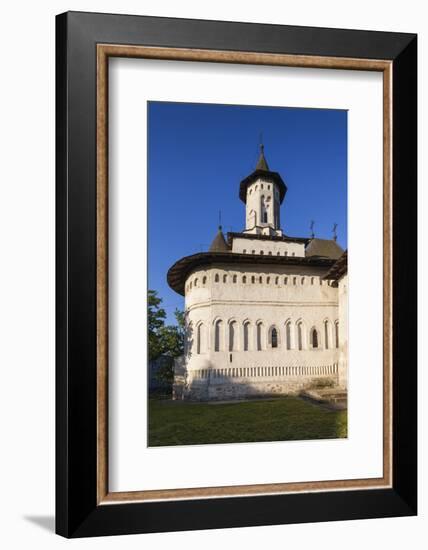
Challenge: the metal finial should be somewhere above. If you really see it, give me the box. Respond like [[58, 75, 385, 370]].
[[218, 210, 222, 230], [310, 220, 315, 239], [332, 223, 338, 241]]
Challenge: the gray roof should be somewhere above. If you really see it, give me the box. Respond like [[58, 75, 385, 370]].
[[305, 238, 344, 260], [209, 227, 230, 252]]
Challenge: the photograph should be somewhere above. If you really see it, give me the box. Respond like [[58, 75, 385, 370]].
[[147, 101, 348, 447]]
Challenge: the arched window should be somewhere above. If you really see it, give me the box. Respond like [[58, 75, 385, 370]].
[[251, 276, 255, 284], [260, 250, 264, 255], [214, 273, 219, 283], [311, 328, 319, 349], [194, 278, 198, 287], [214, 320, 223, 352], [243, 322, 250, 351], [284, 251, 288, 256], [223, 274, 227, 283], [197, 323, 206, 354], [284, 277, 288, 285], [229, 321, 236, 351], [256, 323, 263, 351], [242, 275, 247, 284], [335, 321, 339, 348], [263, 212, 268, 223], [243, 249, 246, 254], [324, 320, 330, 349], [267, 276, 270, 284], [297, 322, 303, 350], [277, 252, 280, 256], [293, 277, 297, 285], [252, 250, 255, 254], [268, 251, 272, 255], [259, 276, 262, 283], [202, 276, 207, 285], [311, 277, 315, 285], [275, 277, 279, 285], [271, 327, 278, 348], [301, 277, 305, 285], [285, 322, 292, 350], [233, 274, 237, 283]]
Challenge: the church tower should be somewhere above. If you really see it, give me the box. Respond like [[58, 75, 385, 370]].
[[239, 144, 287, 237]]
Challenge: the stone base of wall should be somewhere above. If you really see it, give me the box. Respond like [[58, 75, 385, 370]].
[[179, 376, 338, 401]]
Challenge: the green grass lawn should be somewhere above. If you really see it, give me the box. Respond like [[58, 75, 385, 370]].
[[148, 397, 347, 447]]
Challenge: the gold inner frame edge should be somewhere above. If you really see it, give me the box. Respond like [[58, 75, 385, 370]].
[[96, 44, 393, 504]]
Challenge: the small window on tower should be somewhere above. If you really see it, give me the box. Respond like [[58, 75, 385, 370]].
[[243, 249, 246, 254], [263, 212, 268, 223], [233, 275, 237, 283], [252, 250, 255, 254], [260, 250, 264, 255], [214, 274, 219, 283]]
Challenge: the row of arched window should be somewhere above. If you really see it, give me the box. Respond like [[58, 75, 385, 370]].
[[186, 274, 334, 292], [240, 249, 296, 256], [192, 319, 339, 354], [248, 182, 275, 193]]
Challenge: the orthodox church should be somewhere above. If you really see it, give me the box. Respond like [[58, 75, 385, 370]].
[[167, 145, 348, 401]]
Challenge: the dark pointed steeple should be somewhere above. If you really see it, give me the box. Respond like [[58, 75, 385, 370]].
[[255, 143, 269, 171], [209, 226, 230, 252], [239, 142, 287, 204]]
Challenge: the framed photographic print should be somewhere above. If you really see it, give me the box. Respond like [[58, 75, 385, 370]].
[[56, 11, 417, 538]]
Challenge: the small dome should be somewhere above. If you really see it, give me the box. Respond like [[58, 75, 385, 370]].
[[209, 226, 230, 252]]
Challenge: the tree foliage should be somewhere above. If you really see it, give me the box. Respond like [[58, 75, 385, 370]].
[[148, 290, 185, 384], [148, 290, 166, 361]]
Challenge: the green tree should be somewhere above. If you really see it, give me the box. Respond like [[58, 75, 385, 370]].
[[148, 290, 186, 386], [155, 309, 186, 385], [148, 290, 166, 360]]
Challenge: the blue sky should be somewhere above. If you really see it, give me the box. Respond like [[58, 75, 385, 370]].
[[148, 102, 347, 324]]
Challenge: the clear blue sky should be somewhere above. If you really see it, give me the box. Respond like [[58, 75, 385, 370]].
[[148, 101, 347, 324]]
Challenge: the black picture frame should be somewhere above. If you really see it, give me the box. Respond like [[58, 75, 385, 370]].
[[56, 11, 417, 538]]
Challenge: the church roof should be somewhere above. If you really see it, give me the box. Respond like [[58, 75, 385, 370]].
[[324, 250, 348, 282], [305, 238, 344, 260], [209, 226, 230, 252], [239, 145, 287, 204], [167, 251, 336, 296]]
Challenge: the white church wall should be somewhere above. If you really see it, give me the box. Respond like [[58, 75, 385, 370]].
[[231, 237, 305, 257], [338, 273, 348, 388], [178, 264, 341, 400]]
